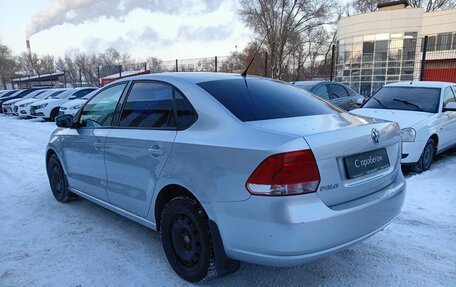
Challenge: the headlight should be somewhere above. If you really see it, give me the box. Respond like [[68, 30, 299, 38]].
[[70, 104, 82, 110], [401, 128, 416, 142], [19, 103, 32, 107], [35, 103, 48, 109]]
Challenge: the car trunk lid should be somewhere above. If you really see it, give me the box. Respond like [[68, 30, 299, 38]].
[[246, 113, 402, 207]]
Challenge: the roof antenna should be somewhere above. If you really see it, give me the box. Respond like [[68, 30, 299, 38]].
[[241, 28, 269, 77], [410, 79, 413, 84]]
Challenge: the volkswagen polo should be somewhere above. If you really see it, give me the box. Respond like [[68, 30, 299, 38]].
[[46, 73, 406, 282]]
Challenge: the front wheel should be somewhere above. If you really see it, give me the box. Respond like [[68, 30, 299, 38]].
[[49, 108, 60, 121], [160, 197, 217, 282], [412, 139, 436, 173]]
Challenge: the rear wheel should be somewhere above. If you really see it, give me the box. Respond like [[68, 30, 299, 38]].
[[47, 154, 77, 202], [412, 139, 435, 173], [160, 197, 217, 282]]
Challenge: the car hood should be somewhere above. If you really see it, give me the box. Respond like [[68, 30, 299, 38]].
[[32, 98, 60, 106], [3, 98, 22, 105], [15, 98, 39, 106], [61, 99, 86, 108], [350, 108, 433, 129]]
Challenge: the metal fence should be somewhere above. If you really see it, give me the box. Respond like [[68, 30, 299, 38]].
[[333, 34, 456, 97], [3, 53, 330, 89]]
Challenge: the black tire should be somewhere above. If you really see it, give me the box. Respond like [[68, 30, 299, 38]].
[[46, 154, 77, 202], [412, 139, 436, 173], [160, 196, 217, 283], [49, 108, 60, 121]]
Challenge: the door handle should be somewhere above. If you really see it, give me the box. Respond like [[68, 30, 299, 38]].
[[148, 145, 165, 157], [93, 142, 103, 150], [148, 146, 164, 157]]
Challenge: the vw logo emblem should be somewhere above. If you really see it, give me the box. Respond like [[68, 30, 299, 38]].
[[371, 128, 380, 144]]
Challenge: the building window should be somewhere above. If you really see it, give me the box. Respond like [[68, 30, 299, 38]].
[[436, 33, 453, 51]]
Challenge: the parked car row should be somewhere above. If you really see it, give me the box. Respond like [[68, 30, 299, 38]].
[[0, 87, 98, 121]]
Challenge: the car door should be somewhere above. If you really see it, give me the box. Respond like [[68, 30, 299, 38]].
[[328, 84, 352, 110], [62, 82, 128, 201], [104, 81, 180, 217], [439, 86, 456, 149]]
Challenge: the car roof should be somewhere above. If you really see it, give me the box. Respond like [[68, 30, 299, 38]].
[[291, 81, 325, 86], [112, 72, 272, 85], [385, 81, 453, 88]]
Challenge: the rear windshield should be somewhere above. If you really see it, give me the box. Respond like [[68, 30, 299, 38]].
[[363, 87, 441, 113], [198, 78, 338, 121]]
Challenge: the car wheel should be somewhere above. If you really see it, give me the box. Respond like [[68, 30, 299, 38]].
[[160, 196, 217, 283], [412, 139, 435, 173], [50, 108, 60, 121], [46, 154, 77, 202]]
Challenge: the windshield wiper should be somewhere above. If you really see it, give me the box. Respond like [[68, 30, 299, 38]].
[[371, 96, 389, 109], [393, 98, 424, 112]]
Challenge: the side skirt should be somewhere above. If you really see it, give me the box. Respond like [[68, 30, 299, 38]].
[[69, 187, 157, 230]]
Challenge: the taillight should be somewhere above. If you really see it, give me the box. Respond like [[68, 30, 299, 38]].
[[246, 150, 320, 196]]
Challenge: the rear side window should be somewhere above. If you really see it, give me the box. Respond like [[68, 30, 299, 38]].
[[198, 79, 338, 122], [313, 85, 330, 100], [120, 82, 175, 128], [175, 91, 197, 129], [329, 84, 349, 99], [80, 83, 126, 127]]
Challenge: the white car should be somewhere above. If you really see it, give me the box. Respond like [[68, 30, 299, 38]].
[[3, 89, 49, 115], [351, 81, 456, 172], [30, 87, 97, 121], [14, 89, 67, 118], [59, 89, 98, 116]]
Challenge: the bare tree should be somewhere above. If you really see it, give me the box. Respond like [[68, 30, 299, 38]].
[[239, 0, 333, 79], [146, 57, 163, 73], [0, 43, 15, 88], [15, 52, 55, 75]]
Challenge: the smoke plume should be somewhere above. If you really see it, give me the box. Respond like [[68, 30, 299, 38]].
[[26, 0, 223, 39]]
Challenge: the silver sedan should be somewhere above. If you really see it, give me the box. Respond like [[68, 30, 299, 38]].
[[46, 73, 406, 282]]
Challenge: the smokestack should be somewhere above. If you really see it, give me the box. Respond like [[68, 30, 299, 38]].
[[26, 40, 31, 55]]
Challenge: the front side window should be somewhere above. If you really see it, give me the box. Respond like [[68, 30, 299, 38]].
[[79, 83, 127, 127], [119, 82, 175, 128], [313, 85, 330, 100], [329, 84, 349, 99], [363, 87, 441, 113], [443, 87, 456, 107]]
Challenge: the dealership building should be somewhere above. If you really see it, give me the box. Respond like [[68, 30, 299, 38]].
[[335, 1, 456, 96]]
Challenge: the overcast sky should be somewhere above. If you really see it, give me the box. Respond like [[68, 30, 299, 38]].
[[0, 0, 252, 60]]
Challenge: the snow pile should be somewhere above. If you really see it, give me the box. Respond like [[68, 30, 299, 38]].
[[0, 115, 455, 286]]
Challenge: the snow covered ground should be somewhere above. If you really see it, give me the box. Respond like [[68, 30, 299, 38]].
[[0, 114, 455, 287]]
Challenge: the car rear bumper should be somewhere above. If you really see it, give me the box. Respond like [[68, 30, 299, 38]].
[[206, 172, 406, 267]]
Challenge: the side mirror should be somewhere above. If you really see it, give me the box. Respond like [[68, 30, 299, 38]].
[[69, 95, 76, 100], [355, 97, 364, 106], [443, 102, 456, 112], [55, 114, 74, 128]]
